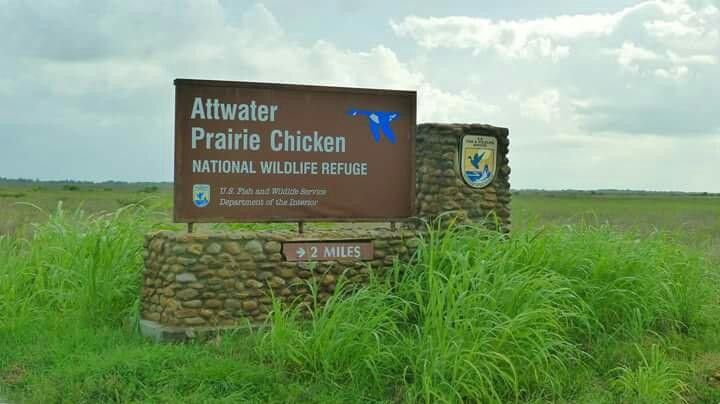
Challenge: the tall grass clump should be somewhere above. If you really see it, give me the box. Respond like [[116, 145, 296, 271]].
[[0, 202, 162, 330], [612, 344, 689, 403], [257, 221, 715, 402], [387, 222, 585, 402], [256, 279, 406, 399], [520, 224, 717, 340]]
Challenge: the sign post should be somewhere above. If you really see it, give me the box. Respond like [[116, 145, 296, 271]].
[[173, 79, 416, 223]]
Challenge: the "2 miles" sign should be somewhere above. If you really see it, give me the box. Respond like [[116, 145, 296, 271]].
[[282, 241, 374, 262]]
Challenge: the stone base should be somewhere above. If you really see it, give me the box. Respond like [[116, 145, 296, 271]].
[[141, 228, 419, 329], [139, 319, 257, 342]]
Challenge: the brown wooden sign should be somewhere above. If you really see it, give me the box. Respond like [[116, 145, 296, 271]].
[[282, 241, 374, 261], [173, 79, 416, 222]]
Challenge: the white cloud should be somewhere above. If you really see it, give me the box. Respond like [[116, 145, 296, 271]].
[[654, 65, 689, 79], [644, 19, 702, 37], [612, 41, 661, 73], [392, 0, 720, 136], [666, 50, 717, 65], [390, 2, 661, 61], [392, 0, 720, 67], [0, 1, 483, 119], [418, 85, 499, 123], [390, 14, 589, 61], [513, 89, 562, 124]]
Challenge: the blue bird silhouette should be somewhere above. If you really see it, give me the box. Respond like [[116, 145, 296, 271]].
[[347, 109, 399, 144], [195, 192, 208, 207], [468, 152, 485, 169]]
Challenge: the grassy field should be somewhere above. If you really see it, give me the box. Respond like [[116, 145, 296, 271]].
[[3, 184, 719, 247], [1, 183, 720, 402], [0, 182, 173, 236], [513, 191, 720, 261]]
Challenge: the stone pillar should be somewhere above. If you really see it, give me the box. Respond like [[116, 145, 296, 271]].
[[413, 123, 511, 231]]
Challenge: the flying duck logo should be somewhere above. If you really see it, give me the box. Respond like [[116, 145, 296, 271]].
[[460, 135, 497, 189], [192, 184, 210, 208], [347, 109, 399, 144]]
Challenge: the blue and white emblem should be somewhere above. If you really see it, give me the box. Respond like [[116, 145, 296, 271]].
[[192, 184, 210, 208], [461, 135, 497, 189]]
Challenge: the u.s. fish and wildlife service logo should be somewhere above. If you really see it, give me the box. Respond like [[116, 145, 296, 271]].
[[192, 184, 210, 208], [460, 135, 497, 189]]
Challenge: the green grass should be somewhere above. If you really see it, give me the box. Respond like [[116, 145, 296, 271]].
[[0, 183, 172, 236], [512, 192, 720, 258], [2, 192, 720, 403], [611, 344, 690, 404]]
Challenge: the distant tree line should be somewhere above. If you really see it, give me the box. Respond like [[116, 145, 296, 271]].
[[511, 188, 719, 197], [0, 177, 172, 191]]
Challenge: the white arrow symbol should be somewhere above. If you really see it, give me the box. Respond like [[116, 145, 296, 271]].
[[297, 247, 306, 258]]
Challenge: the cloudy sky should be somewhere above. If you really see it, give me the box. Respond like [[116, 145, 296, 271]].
[[1, 0, 718, 191]]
